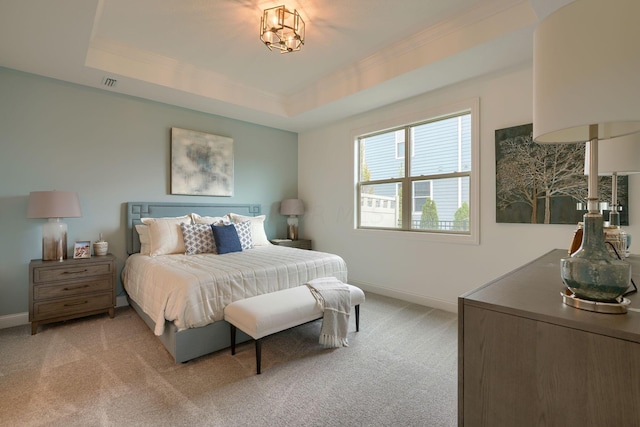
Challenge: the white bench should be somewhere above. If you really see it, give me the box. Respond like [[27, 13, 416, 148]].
[[224, 284, 365, 374]]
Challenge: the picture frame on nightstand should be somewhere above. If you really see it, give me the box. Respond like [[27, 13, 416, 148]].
[[73, 241, 91, 259]]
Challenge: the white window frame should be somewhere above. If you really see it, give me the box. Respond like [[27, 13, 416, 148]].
[[352, 98, 479, 245]]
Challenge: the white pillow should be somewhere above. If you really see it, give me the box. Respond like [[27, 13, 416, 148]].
[[141, 215, 191, 256], [135, 224, 151, 256], [191, 213, 230, 225], [228, 213, 270, 246]]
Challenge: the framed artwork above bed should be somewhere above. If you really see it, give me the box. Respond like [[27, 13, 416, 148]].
[[171, 127, 234, 196]]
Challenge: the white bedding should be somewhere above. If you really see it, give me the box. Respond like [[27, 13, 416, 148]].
[[122, 245, 348, 335]]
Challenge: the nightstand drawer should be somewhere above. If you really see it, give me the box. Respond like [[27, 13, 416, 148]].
[[33, 292, 113, 319], [33, 263, 112, 283], [34, 278, 113, 300]]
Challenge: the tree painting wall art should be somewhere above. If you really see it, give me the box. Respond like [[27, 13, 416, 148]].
[[495, 123, 628, 225], [171, 127, 234, 196]]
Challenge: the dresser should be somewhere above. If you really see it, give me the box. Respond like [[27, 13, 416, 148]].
[[29, 254, 116, 334], [458, 249, 640, 426]]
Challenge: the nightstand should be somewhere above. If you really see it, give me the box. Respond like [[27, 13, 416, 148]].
[[29, 254, 116, 335], [270, 239, 312, 250]]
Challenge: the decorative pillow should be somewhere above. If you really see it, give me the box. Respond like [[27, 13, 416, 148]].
[[180, 223, 216, 255], [141, 215, 191, 256], [234, 220, 253, 250], [228, 213, 270, 246], [135, 224, 151, 256], [191, 213, 231, 225], [211, 224, 242, 254]]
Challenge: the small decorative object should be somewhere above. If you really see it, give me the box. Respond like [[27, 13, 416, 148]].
[[73, 241, 91, 259], [171, 127, 234, 196], [93, 233, 108, 256], [280, 199, 304, 240], [26, 191, 82, 261]]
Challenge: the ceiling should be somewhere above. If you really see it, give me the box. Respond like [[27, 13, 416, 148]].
[[0, 0, 571, 133]]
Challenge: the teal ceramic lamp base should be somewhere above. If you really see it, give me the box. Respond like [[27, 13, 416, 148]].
[[561, 213, 630, 302]]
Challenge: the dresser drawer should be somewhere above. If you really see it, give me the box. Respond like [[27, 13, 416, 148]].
[[33, 278, 113, 300], [32, 263, 112, 283], [33, 292, 113, 320]]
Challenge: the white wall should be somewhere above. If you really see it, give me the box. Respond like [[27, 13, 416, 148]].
[[298, 64, 640, 312]]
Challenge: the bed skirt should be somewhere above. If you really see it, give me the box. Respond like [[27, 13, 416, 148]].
[[128, 297, 251, 363]]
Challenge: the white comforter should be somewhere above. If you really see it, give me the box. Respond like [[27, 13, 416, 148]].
[[122, 245, 348, 335]]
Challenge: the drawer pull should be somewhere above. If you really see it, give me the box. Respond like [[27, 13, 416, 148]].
[[62, 269, 89, 275], [63, 284, 90, 291], [64, 300, 88, 307]]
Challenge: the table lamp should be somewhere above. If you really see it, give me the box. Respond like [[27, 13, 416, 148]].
[[27, 191, 82, 261], [585, 134, 640, 258], [280, 199, 304, 240], [533, 0, 640, 308], [587, 134, 640, 227]]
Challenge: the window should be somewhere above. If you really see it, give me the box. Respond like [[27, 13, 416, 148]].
[[356, 100, 478, 242]]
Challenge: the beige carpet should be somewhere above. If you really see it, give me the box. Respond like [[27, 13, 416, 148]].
[[0, 292, 457, 426]]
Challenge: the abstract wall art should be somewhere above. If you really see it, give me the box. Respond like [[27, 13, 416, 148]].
[[171, 127, 234, 196]]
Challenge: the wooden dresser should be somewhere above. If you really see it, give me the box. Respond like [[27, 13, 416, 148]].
[[29, 254, 116, 334], [458, 249, 640, 426]]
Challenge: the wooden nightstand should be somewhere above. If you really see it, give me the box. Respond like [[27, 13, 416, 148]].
[[270, 239, 312, 250], [29, 254, 116, 335]]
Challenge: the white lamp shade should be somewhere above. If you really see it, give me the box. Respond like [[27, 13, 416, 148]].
[[27, 191, 82, 219], [280, 199, 304, 216], [585, 133, 640, 176], [533, 0, 640, 144]]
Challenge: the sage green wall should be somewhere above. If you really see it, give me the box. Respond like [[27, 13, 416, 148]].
[[0, 67, 298, 317]]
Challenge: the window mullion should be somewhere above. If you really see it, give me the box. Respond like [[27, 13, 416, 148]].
[[403, 127, 412, 230]]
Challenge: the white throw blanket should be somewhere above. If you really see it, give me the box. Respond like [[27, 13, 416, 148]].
[[306, 277, 351, 348]]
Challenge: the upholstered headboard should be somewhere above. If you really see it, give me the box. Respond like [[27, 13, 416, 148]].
[[126, 202, 261, 255]]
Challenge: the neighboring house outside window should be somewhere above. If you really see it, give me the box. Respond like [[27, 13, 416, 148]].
[[356, 99, 478, 243]]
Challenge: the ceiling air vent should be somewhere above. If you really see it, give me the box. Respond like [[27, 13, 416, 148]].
[[101, 77, 118, 88]]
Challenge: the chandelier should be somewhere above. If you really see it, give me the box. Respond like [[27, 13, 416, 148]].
[[260, 5, 305, 53]]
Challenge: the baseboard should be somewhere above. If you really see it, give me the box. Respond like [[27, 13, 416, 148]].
[[349, 280, 458, 314], [116, 295, 129, 308], [0, 312, 29, 329], [0, 296, 130, 330]]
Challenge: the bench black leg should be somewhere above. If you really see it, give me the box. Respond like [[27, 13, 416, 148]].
[[255, 339, 262, 375], [230, 324, 236, 355], [355, 304, 360, 332]]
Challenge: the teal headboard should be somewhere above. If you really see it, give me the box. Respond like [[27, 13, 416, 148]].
[[126, 202, 261, 255]]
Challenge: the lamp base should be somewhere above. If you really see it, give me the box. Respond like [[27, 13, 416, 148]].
[[286, 215, 299, 240], [561, 289, 629, 314], [287, 225, 298, 240], [561, 213, 630, 302], [42, 218, 67, 261]]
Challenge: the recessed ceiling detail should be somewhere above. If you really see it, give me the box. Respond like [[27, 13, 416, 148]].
[[0, 0, 558, 132]]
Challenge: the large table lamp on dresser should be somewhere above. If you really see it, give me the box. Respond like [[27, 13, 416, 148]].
[[533, 0, 640, 310], [27, 191, 82, 261]]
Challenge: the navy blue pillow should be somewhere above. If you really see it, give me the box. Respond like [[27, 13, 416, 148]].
[[211, 224, 242, 254]]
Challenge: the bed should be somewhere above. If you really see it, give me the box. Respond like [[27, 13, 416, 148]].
[[122, 202, 348, 363]]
